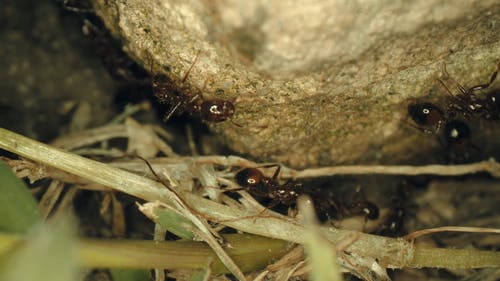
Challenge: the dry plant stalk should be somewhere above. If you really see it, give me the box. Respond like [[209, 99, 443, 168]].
[[1, 125, 500, 279]]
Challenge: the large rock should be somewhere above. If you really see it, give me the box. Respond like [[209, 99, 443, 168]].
[[92, 0, 500, 167]]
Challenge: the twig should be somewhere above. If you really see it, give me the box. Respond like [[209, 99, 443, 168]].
[[1, 127, 499, 270], [287, 160, 500, 178], [404, 226, 500, 241], [0, 128, 245, 280]]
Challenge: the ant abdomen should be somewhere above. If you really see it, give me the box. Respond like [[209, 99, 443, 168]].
[[442, 119, 481, 164], [443, 119, 471, 146]]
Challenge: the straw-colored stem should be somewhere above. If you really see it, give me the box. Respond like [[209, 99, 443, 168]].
[[1, 127, 499, 269]]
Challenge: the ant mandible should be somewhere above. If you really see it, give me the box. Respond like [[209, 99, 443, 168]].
[[235, 165, 301, 207], [151, 52, 236, 123]]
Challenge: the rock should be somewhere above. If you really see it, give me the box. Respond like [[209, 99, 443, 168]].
[[92, 0, 500, 167]]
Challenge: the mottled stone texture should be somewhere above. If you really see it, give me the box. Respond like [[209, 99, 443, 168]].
[[92, 0, 500, 167]]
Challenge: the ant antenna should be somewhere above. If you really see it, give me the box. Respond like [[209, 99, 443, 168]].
[[468, 61, 500, 92], [181, 50, 202, 83]]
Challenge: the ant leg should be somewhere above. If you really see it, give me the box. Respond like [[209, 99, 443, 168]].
[[468, 62, 500, 92], [135, 155, 169, 189], [438, 78, 464, 102], [271, 165, 282, 181], [230, 119, 244, 127], [63, 0, 93, 13], [441, 63, 468, 94], [162, 101, 183, 122], [181, 50, 201, 83], [265, 198, 281, 210]]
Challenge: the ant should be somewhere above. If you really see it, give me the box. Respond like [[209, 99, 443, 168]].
[[441, 119, 481, 164], [347, 187, 380, 221], [438, 62, 500, 120], [407, 62, 500, 132], [376, 184, 412, 237], [235, 168, 380, 227], [234, 166, 301, 207], [483, 90, 500, 120], [407, 102, 446, 134], [151, 52, 236, 123]]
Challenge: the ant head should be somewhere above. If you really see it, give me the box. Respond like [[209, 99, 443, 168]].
[[407, 102, 445, 127], [443, 119, 471, 145], [235, 168, 264, 188], [200, 99, 235, 122]]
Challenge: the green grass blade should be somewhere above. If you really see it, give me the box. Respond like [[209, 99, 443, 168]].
[[0, 161, 40, 233], [0, 215, 79, 281]]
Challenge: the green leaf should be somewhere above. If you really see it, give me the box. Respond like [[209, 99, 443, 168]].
[[153, 203, 195, 240], [0, 161, 40, 233], [0, 215, 79, 281]]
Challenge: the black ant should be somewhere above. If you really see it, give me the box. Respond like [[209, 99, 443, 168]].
[[439, 62, 500, 120], [235, 168, 381, 227], [151, 52, 236, 123], [441, 119, 481, 163], [407, 102, 446, 134], [407, 62, 500, 132], [483, 90, 500, 120], [234, 166, 301, 207], [376, 184, 412, 237], [348, 187, 380, 221]]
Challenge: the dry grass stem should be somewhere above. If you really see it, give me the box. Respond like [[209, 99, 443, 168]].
[[1, 126, 499, 277], [289, 160, 500, 179], [404, 226, 500, 241]]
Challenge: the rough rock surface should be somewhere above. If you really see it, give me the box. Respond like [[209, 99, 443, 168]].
[[92, 0, 500, 167]]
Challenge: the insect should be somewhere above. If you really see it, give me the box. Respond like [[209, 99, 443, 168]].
[[439, 62, 500, 120], [407, 62, 500, 132], [376, 184, 412, 237], [483, 90, 500, 120], [378, 207, 406, 237], [407, 102, 446, 133], [235, 166, 301, 207], [441, 119, 480, 164], [151, 52, 236, 123], [347, 187, 380, 221]]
